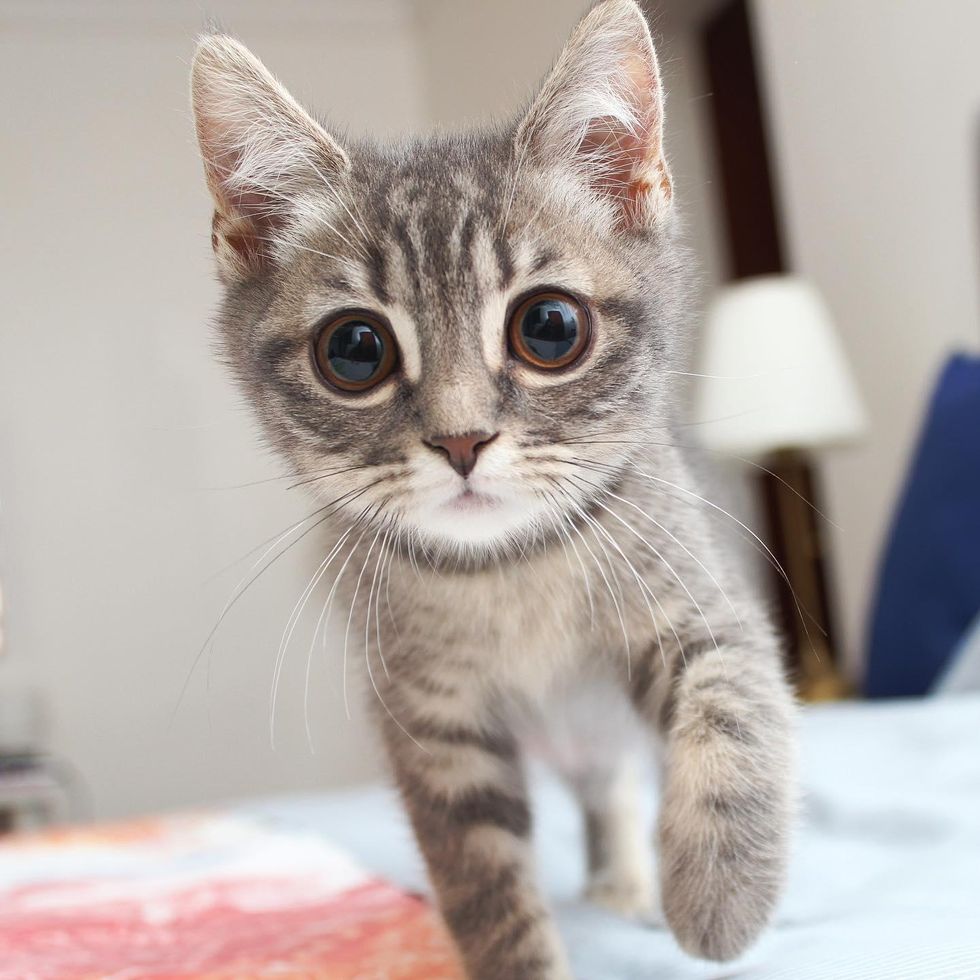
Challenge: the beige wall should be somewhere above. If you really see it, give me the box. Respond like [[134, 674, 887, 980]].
[[752, 0, 980, 677], [0, 0, 425, 819], [416, 0, 592, 126]]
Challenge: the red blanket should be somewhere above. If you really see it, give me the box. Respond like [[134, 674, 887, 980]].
[[0, 814, 462, 979]]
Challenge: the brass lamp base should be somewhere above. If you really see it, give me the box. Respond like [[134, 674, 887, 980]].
[[797, 641, 854, 702], [759, 449, 852, 702]]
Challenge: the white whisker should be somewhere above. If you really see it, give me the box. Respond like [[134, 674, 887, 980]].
[[555, 494, 630, 664], [365, 529, 390, 678], [597, 483, 743, 630], [556, 482, 672, 673], [341, 520, 387, 720], [630, 464, 826, 648], [542, 492, 595, 629], [382, 539, 402, 655], [566, 472, 725, 649], [272, 516, 363, 748]]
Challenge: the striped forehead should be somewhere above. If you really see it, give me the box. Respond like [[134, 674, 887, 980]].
[[372, 181, 513, 305], [353, 180, 517, 381]]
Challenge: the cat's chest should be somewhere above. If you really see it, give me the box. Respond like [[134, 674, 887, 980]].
[[392, 549, 597, 691]]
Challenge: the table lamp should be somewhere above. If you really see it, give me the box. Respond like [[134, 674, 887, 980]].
[[691, 276, 867, 698]]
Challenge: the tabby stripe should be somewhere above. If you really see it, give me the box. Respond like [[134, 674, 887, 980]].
[[410, 719, 518, 759], [703, 790, 776, 820], [440, 785, 531, 837], [507, 955, 552, 978], [491, 910, 543, 953], [628, 645, 657, 710], [441, 863, 521, 938], [528, 247, 556, 274], [268, 377, 330, 427], [255, 333, 305, 373], [657, 639, 715, 731], [401, 673, 461, 698], [322, 274, 354, 293], [393, 219, 421, 293], [458, 212, 477, 268], [364, 242, 391, 305], [493, 234, 515, 289]]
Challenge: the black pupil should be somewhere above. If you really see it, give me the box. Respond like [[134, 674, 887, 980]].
[[520, 299, 579, 362], [327, 321, 384, 382]]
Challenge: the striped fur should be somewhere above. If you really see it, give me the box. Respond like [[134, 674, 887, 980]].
[[191, 2, 797, 976]]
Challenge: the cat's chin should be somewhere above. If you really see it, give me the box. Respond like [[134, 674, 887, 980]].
[[408, 489, 544, 553]]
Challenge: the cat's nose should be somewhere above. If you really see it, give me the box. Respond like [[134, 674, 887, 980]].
[[424, 431, 499, 478]]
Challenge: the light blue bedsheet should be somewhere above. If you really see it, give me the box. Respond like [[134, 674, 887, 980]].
[[242, 695, 980, 979]]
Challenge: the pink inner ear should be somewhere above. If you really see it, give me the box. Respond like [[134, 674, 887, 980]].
[[578, 116, 670, 229], [211, 193, 278, 274], [575, 50, 669, 228], [201, 131, 285, 272], [579, 118, 651, 225]]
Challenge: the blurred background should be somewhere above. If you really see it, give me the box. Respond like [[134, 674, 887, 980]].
[[1, 0, 978, 825]]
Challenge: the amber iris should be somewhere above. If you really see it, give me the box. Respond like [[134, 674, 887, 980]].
[[508, 291, 590, 369], [314, 313, 398, 392]]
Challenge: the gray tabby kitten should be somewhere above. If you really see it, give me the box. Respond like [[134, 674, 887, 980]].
[[191, 2, 796, 976]]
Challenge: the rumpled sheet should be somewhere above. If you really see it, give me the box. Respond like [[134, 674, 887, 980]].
[[243, 695, 980, 979]]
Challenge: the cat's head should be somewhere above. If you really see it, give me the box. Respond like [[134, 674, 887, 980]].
[[191, 0, 688, 561]]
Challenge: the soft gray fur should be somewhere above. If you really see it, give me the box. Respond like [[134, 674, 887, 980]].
[[191, 2, 797, 976]]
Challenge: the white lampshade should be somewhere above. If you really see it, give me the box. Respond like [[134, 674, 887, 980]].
[[690, 276, 867, 457]]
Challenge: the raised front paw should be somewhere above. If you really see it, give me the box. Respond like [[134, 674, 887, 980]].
[[658, 773, 790, 959], [661, 866, 778, 961]]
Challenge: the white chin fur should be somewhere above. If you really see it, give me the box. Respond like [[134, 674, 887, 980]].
[[410, 494, 543, 551]]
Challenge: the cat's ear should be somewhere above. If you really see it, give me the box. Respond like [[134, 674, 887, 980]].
[[191, 34, 349, 281], [515, 0, 672, 229]]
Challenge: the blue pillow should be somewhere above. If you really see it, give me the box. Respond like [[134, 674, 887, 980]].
[[933, 611, 980, 695], [865, 353, 980, 697]]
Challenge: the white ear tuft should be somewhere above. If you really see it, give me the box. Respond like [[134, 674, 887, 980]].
[[516, 0, 672, 229], [190, 34, 349, 280]]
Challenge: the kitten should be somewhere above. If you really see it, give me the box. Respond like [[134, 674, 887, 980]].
[[190, 1, 796, 976]]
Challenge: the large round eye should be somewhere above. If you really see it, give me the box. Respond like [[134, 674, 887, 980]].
[[313, 313, 398, 392], [508, 291, 591, 370]]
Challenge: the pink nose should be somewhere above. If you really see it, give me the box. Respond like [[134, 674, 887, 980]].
[[425, 431, 498, 478]]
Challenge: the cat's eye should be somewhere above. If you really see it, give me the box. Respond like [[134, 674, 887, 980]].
[[313, 312, 398, 392], [508, 291, 591, 370]]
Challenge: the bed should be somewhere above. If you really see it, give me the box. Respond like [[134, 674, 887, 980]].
[[3, 694, 979, 979]]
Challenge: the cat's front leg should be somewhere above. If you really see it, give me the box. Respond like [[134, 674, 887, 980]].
[[632, 628, 797, 961], [381, 707, 571, 980]]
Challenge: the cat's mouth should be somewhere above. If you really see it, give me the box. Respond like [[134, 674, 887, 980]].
[[444, 488, 499, 512], [411, 473, 550, 549]]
